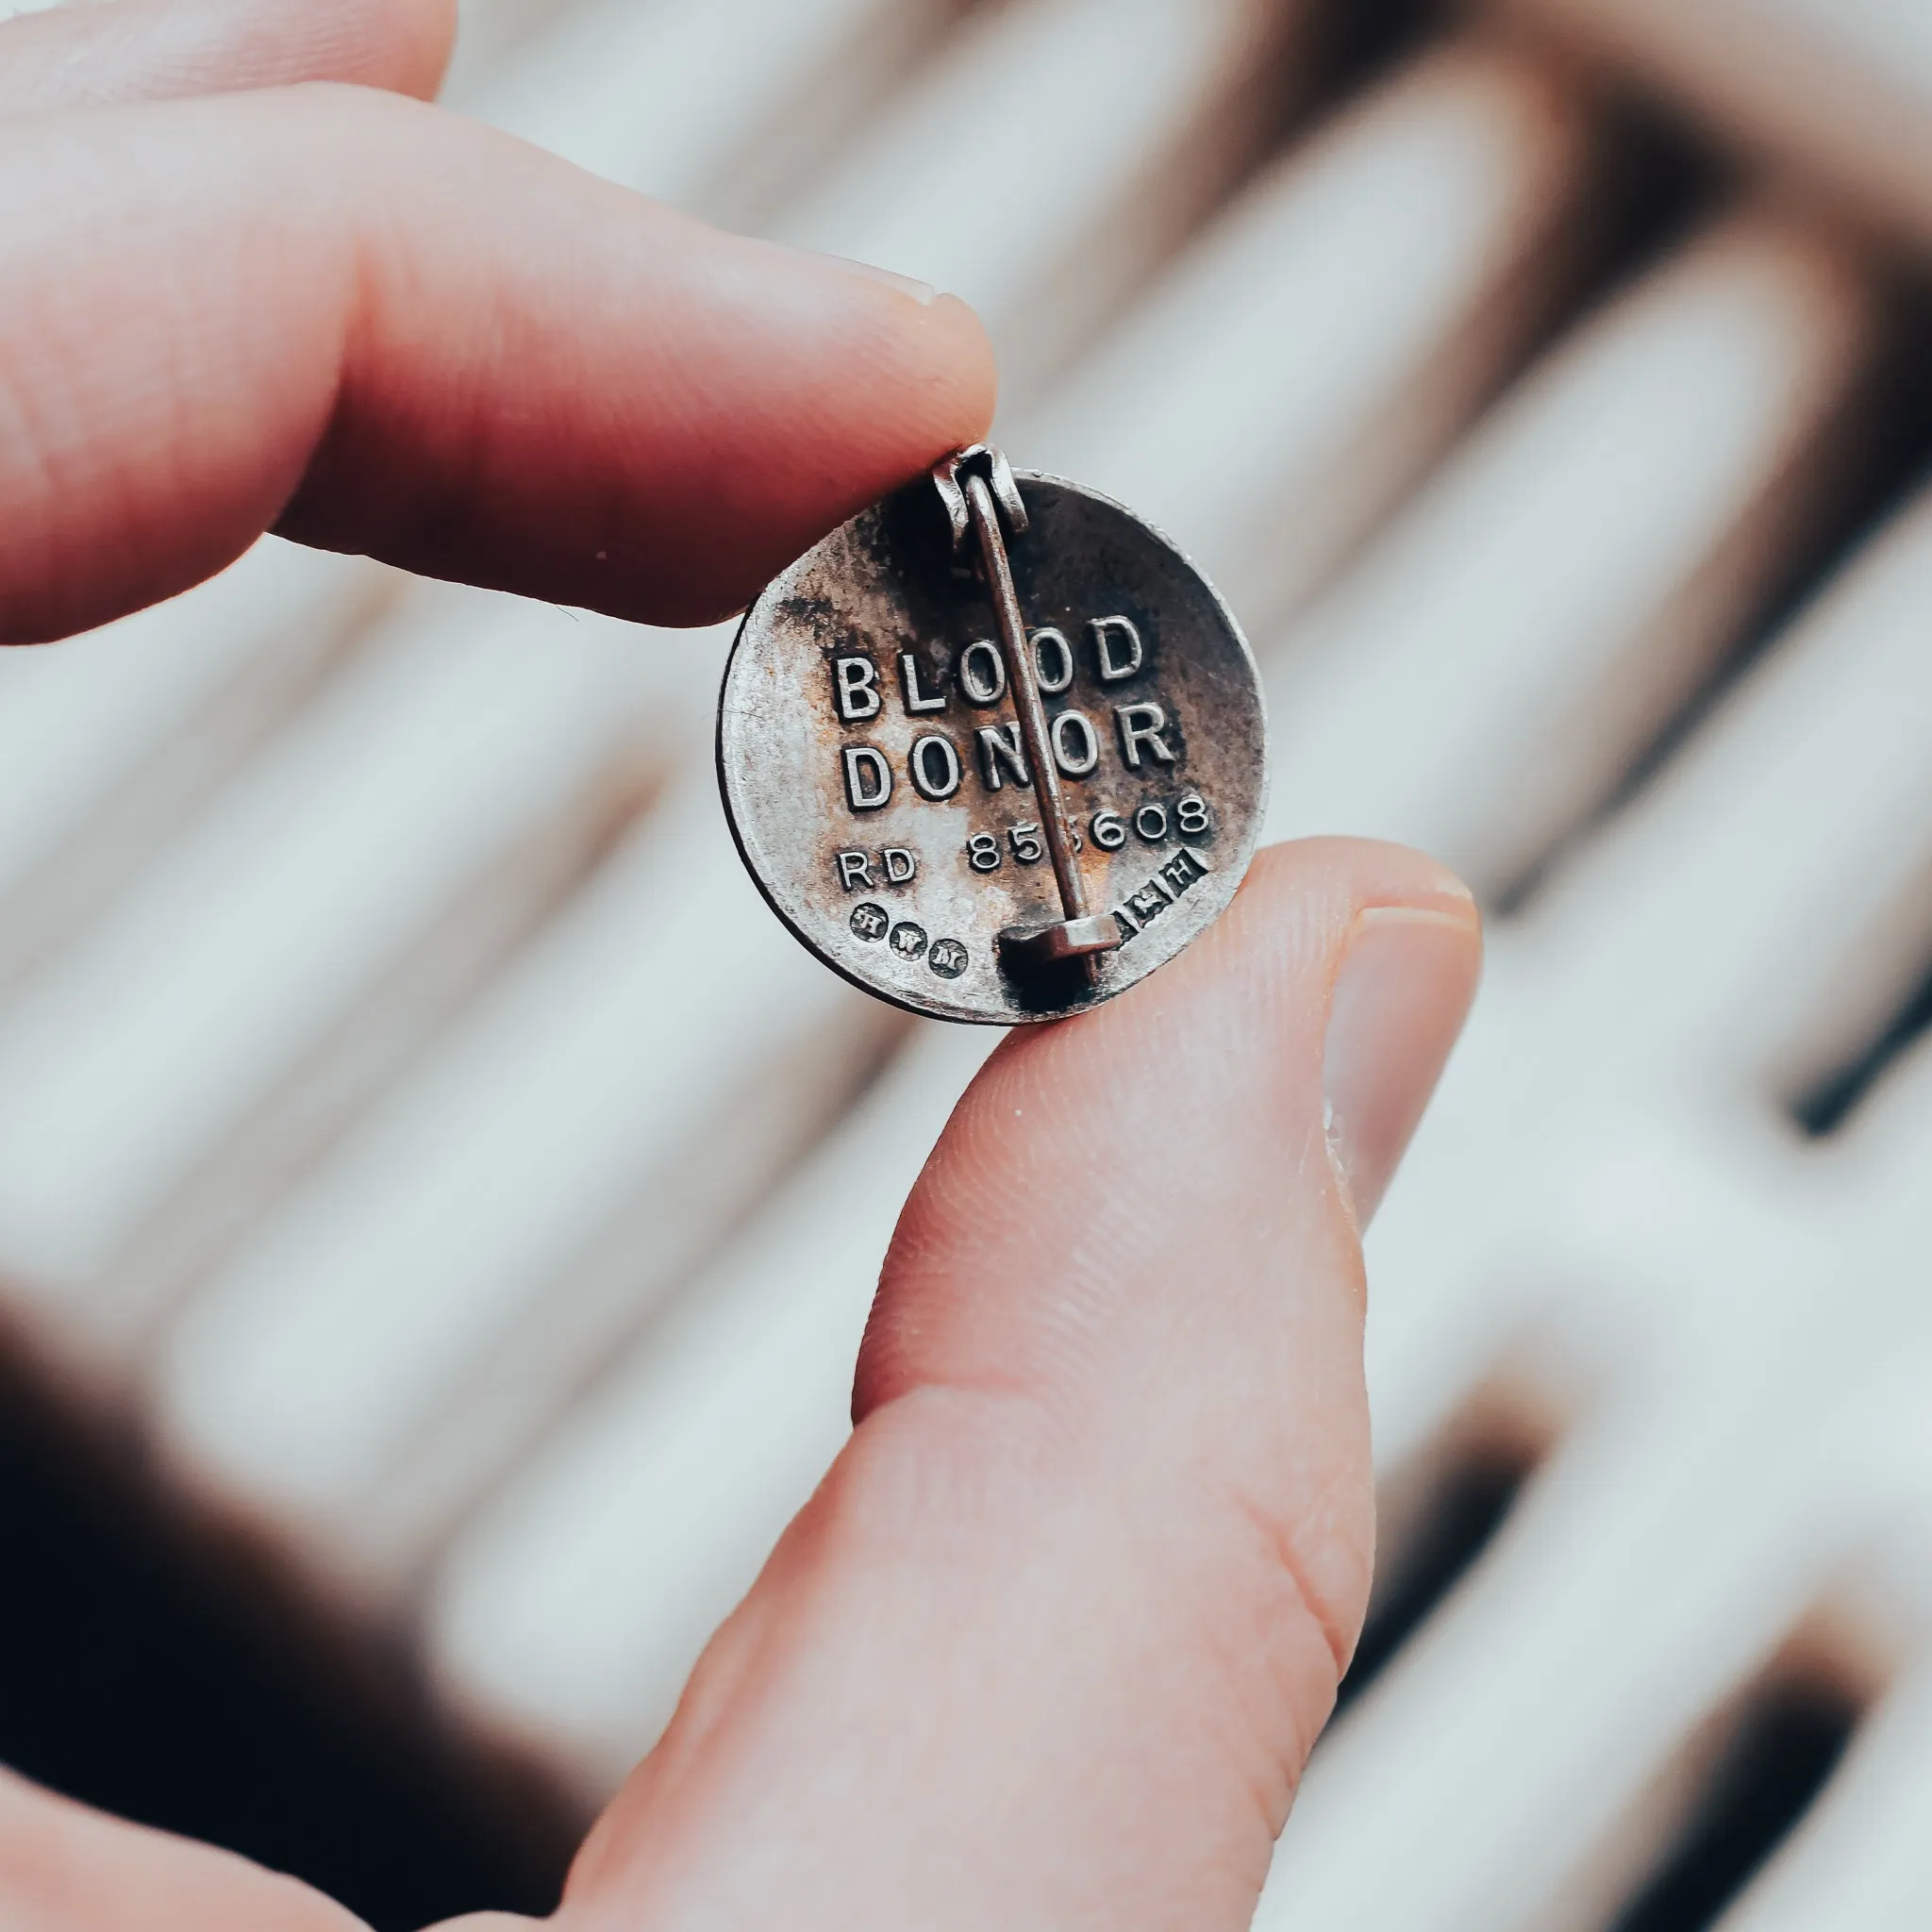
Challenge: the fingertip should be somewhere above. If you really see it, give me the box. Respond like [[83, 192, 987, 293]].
[[389, 0, 460, 100], [1197, 836, 1481, 1231], [748, 244, 999, 476], [249, 0, 458, 101], [594, 242, 998, 625], [807, 273, 999, 501], [310, 0, 461, 100], [920, 291, 1001, 444], [1324, 904, 1482, 1226], [1231, 834, 1477, 937]]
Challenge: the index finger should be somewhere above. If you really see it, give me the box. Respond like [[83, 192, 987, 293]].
[[0, 85, 995, 643]]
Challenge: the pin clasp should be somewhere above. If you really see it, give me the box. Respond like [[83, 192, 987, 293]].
[[997, 914, 1122, 974]]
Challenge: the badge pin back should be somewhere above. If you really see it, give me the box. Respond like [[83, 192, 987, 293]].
[[717, 444, 1269, 1024]]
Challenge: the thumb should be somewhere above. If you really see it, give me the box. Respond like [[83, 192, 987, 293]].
[[556, 838, 1480, 1932]]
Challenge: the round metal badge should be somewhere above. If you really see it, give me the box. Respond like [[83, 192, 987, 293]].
[[718, 446, 1268, 1024]]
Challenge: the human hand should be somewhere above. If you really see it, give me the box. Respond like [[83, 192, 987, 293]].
[[1, 836, 1479, 1932], [0, 0, 991, 644], [0, 4, 1482, 1926]]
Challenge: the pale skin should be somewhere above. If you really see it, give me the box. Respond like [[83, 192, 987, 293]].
[[0, 3, 1486, 1926]]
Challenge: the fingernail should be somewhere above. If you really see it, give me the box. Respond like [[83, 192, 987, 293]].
[[811, 251, 940, 306], [1324, 904, 1481, 1228]]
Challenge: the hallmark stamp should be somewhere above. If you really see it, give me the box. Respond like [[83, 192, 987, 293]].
[[1113, 846, 1212, 941]]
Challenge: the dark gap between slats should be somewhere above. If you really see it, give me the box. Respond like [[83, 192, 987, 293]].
[[1604, 1676, 1860, 1932], [0, 1333, 579, 1931], [1790, 955, 1932, 1136], [1332, 1443, 1534, 1721], [1310, 0, 1457, 99], [1492, 270, 1932, 924]]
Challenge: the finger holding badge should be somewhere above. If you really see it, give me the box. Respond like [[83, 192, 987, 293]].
[[718, 444, 1268, 1024]]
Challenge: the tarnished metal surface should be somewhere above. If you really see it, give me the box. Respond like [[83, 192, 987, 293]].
[[718, 465, 1269, 1024]]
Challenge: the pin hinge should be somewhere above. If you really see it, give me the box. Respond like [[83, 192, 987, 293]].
[[933, 443, 1029, 549]]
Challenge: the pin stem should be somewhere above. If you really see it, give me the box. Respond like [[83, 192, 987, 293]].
[[962, 472, 1089, 925]]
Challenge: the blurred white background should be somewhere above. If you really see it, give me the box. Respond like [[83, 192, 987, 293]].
[[2, 0, 1931, 1925]]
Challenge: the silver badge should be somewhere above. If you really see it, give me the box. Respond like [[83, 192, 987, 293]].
[[718, 445, 1268, 1024]]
